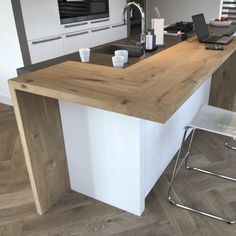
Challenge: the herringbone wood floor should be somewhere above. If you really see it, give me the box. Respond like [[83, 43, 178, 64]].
[[1, 103, 236, 236]]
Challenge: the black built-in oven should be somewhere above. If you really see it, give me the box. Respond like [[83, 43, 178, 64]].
[[58, 0, 109, 24], [89, 0, 109, 20]]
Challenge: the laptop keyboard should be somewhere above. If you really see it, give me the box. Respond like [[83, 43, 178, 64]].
[[207, 35, 221, 42], [205, 35, 233, 44], [217, 36, 233, 44]]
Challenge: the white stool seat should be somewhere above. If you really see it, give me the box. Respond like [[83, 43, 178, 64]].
[[190, 105, 236, 139]]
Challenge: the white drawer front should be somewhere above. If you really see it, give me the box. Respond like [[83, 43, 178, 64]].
[[61, 21, 89, 34], [28, 36, 64, 64], [90, 27, 111, 47], [63, 30, 90, 55], [89, 18, 110, 29], [110, 24, 127, 42]]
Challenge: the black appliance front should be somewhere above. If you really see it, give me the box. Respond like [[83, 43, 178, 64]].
[[89, 0, 109, 20], [58, 0, 109, 24], [58, 0, 89, 24]]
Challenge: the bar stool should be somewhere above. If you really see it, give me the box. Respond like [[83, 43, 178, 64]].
[[168, 104, 236, 224]]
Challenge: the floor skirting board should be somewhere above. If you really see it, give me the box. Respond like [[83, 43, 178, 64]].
[[0, 94, 12, 106]]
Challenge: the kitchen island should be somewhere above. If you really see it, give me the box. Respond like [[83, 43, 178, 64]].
[[9, 34, 236, 216]]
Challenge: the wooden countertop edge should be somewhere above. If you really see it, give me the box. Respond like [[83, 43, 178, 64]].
[[8, 80, 168, 123]]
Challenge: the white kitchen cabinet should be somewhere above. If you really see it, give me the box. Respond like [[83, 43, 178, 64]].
[[20, 0, 61, 40], [61, 21, 89, 34], [19, 0, 127, 63], [28, 36, 64, 64], [90, 26, 111, 47], [63, 30, 90, 55], [109, 0, 127, 24], [110, 24, 127, 42]]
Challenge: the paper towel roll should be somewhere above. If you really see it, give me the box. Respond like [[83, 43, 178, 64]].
[[151, 18, 164, 46]]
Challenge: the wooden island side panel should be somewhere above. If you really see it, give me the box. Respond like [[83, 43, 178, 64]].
[[210, 51, 236, 111], [10, 89, 70, 215]]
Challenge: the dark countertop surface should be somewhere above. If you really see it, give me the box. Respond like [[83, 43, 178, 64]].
[[17, 34, 186, 76], [208, 24, 236, 36]]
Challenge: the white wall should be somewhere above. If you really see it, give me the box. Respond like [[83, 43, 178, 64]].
[[146, 0, 223, 27], [0, 0, 23, 105]]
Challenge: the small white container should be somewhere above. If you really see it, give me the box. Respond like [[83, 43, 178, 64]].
[[79, 48, 90, 63], [146, 32, 154, 50], [115, 50, 128, 64], [112, 56, 125, 68]]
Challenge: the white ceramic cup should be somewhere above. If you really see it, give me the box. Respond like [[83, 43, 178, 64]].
[[79, 48, 90, 63], [112, 56, 125, 68], [115, 50, 128, 64]]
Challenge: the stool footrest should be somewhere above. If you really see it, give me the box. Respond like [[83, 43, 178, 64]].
[[225, 137, 236, 150], [168, 196, 236, 224], [225, 144, 236, 150], [187, 166, 236, 182]]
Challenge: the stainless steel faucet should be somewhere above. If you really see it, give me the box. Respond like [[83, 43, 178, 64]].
[[122, 1, 146, 47]]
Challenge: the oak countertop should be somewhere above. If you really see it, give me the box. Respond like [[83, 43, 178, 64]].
[[9, 37, 236, 124]]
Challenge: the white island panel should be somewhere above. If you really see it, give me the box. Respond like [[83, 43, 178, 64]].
[[59, 76, 212, 216], [143, 76, 212, 197], [59, 101, 145, 215]]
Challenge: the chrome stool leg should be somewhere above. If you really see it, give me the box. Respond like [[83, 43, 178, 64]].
[[225, 137, 236, 150], [168, 126, 236, 224], [184, 128, 196, 170]]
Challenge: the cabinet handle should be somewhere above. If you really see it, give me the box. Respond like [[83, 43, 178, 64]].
[[112, 24, 126, 28], [66, 31, 89, 38], [91, 19, 109, 24], [64, 22, 88, 28], [32, 36, 62, 45], [91, 27, 110, 33]]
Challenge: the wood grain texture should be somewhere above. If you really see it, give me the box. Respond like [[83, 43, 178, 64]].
[[209, 48, 236, 110], [9, 37, 236, 124], [1, 103, 236, 236], [9, 91, 70, 215]]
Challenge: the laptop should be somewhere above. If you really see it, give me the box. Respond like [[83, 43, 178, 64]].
[[192, 13, 233, 45]]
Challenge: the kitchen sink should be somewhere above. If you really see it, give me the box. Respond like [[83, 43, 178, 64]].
[[93, 43, 144, 57]]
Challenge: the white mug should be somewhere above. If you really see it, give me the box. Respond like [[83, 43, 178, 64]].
[[79, 48, 90, 63], [115, 50, 128, 64], [112, 56, 125, 68]]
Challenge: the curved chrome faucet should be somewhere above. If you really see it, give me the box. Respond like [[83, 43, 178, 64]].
[[122, 1, 146, 47]]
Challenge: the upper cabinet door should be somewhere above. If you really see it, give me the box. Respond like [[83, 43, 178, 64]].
[[20, 0, 61, 40], [109, 0, 127, 25]]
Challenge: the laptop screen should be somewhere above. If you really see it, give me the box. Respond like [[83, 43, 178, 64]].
[[192, 13, 209, 41]]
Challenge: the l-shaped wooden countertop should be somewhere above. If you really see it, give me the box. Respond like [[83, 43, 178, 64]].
[[9, 37, 236, 123]]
